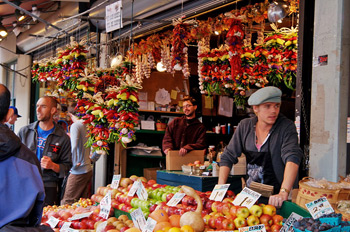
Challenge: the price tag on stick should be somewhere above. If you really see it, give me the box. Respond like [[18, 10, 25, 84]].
[[143, 217, 157, 232], [209, 184, 230, 202], [280, 212, 303, 232], [131, 208, 147, 230], [232, 187, 261, 209], [99, 190, 112, 219], [46, 216, 59, 228], [239, 224, 266, 232], [69, 211, 93, 221], [305, 196, 334, 219], [128, 181, 140, 197], [111, 174, 121, 189], [167, 193, 186, 206], [137, 181, 148, 201]]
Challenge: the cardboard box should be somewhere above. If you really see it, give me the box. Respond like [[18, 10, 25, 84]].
[[230, 154, 246, 175], [166, 150, 205, 170], [143, 167, 160, 180]]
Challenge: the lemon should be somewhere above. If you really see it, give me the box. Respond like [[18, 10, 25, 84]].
[[180, 225, 194, 232]]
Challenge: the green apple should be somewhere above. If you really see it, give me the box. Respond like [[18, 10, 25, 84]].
[[161, 193, 168, 202]]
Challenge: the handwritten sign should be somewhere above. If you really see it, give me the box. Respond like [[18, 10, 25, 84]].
[[99, 190, 112, 219], [105, 1, 123, 33], [305, 197, 334, 219], [167, 193, 185, 206], [131, 208, 147, 230], [209, 184, 230, 202], [232, 187, 261, 209], [128, 181, 140, 197], [96, 221, 108, 232], [143, 217, 157, 232], [136, 181, 148, 201], [280, 212, 303, 232], [46, 216, 59, 228], [239, 224, 266, 232], [69, 211, 93, 221], [111, 174, 121, 189]]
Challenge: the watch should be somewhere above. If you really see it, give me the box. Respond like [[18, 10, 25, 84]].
[[280, 188, 290, 194]]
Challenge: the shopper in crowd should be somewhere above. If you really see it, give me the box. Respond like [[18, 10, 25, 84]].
[[162, 96, 206, 156], [18, 96, 72, 206], [0, 84, 52, 232], [218, 86, 303, 207], [61, 103, 93, 205], [5, 106, 21, 129]]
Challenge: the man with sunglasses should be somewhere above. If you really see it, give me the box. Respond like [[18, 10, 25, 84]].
[[162, 96, 206, 156]]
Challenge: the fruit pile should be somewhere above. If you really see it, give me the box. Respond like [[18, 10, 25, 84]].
[[293, 213, 345, 231]]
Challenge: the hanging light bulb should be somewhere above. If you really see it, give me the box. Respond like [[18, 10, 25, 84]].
[[0, 23, 8, 38], [267, 1, 289, 23], [15, 9, 26, 22], [156, 61, 166, 72], [110, 54, 123, 68], [214, 31, 220, 35]]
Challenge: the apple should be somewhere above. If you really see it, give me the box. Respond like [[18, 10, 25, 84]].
[[211, 201, 222, 213], [272, 214, 284, 226], [120, 178, 133, 188], [229, 205, 239, 216], [86, 220, 95, 229], [236, 206, 250, 218], [260, 214, 273, 226], [233, 216, 247, 228], [263, 205, 276, 216], [215, 216, 226, 230], [129, 175, 138, 181], [249, 204, 263, 217], [225, 190, 235, 198], [59, 211, 72, 221], [205, 200, 214, 211], [203, 215, 211, 225], [271, 224, 282, 232], [120, 226, 130, 232], [246, 215, 260, 226], [137, 176, 147, 183], [208, 216, 217, 229], [147, 179, 156, 186], [222, 202, 232, 215], [222, 218, 236, 230], [102, 225, 116, 232]]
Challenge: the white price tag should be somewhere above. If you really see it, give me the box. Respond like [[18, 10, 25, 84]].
[[99, 190, 112, 219], [105, 1, 123, 33], [128, 181, 140, 197], [143, 217, 157, 232], [131, 208, 147, 230], [209, 184, 230, 202], [305, 197, 334, 219], [280, 212, 303, 232], [46, 216, 60, 228], [200, 165, 206, 170], [111, 174, 121, 189], [167, 193, 186, 206], [136, 181, 148, 201], [239, 224, 266, 232], [232, 187, 261, 208], [60, 222, 72, 230], [96, 221, 108, 232], [68, 211, 93, 221]]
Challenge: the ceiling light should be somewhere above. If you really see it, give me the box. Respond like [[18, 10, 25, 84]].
[[267, 1, 288, 23], [0, 24, 8, 38], [31, 4, 41, 22], [0, 37, 3, 42], [15, 9, 26, 22], [156, 62, 166, 72]]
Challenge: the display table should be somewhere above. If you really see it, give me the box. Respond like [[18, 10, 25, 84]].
[[157, 170, 244, 193]]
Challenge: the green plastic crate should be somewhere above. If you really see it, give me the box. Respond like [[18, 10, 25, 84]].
[[278, 201, 311, 218]]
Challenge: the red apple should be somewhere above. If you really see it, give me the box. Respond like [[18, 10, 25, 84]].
[[233, 216, 247, 228], [222, 218, 236, 230], [129, 175, 138, 182], [59, 211, 72, 221], [166, 193, 174, 202], [208, 216, 217, 229], [246, 215, 260, 226], [203, 215, 211, 225], [149, 204, 157, 213], [260, 214, 273, 226], [263, 204, 277, 216], [229, 205, 239, 216], [221, 202, 232, 215], [86, 220, 95, 229], [211, 201, 222, 213], [102, 225, 116, 232], [215, 216, 225, 230], [272, 214, 284, 226], [236, 206, 250, 218], [271, 224, 282, 232], [205, 200, 214, 211], [120, 178, 133, 188], [147, 179, 156, 186]]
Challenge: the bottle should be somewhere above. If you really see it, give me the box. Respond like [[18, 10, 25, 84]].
[[227, 123, 231, 134]]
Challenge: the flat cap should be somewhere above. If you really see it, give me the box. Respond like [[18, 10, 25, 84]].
[[248, 86, 282, 106]]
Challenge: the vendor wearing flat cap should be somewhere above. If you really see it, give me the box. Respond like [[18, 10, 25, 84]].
[[218, 86, 303, 207]]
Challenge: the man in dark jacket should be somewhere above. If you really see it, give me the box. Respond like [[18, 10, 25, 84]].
[[0, 84, 52, 231], [162, 96, 206, 156], [18, 96, 72, 206]]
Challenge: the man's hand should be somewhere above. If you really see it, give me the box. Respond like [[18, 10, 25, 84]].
[[268, 191, 288, 208], [179, 148, 188, 156], [41, 156, 60, 173], [164, 148, 171, 155]]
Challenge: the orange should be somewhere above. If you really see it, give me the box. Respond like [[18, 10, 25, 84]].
[[149, 209, 169, 223], [168, 215, 181, 228], [154, 222, 172, 232]]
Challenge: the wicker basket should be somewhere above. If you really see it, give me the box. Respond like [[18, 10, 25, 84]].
[[296, 177, 350, 210]]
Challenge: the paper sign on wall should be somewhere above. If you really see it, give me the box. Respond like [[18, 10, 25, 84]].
[[209, 184, 230, 202], [99, 191, 112, 219], [131, 208, 147, 230], [111, 174, 121, 189], [232, 187, 261, 208], [167, 193, 186, 206], [306, 197, 334, 219], [239, 224, 266, 232], [106, 1, 123, 33]]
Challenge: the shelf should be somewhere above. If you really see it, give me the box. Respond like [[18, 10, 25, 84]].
[[128, 153, 165, 159], [139, 110, 184, 115], [135, 130, 165, 134]]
